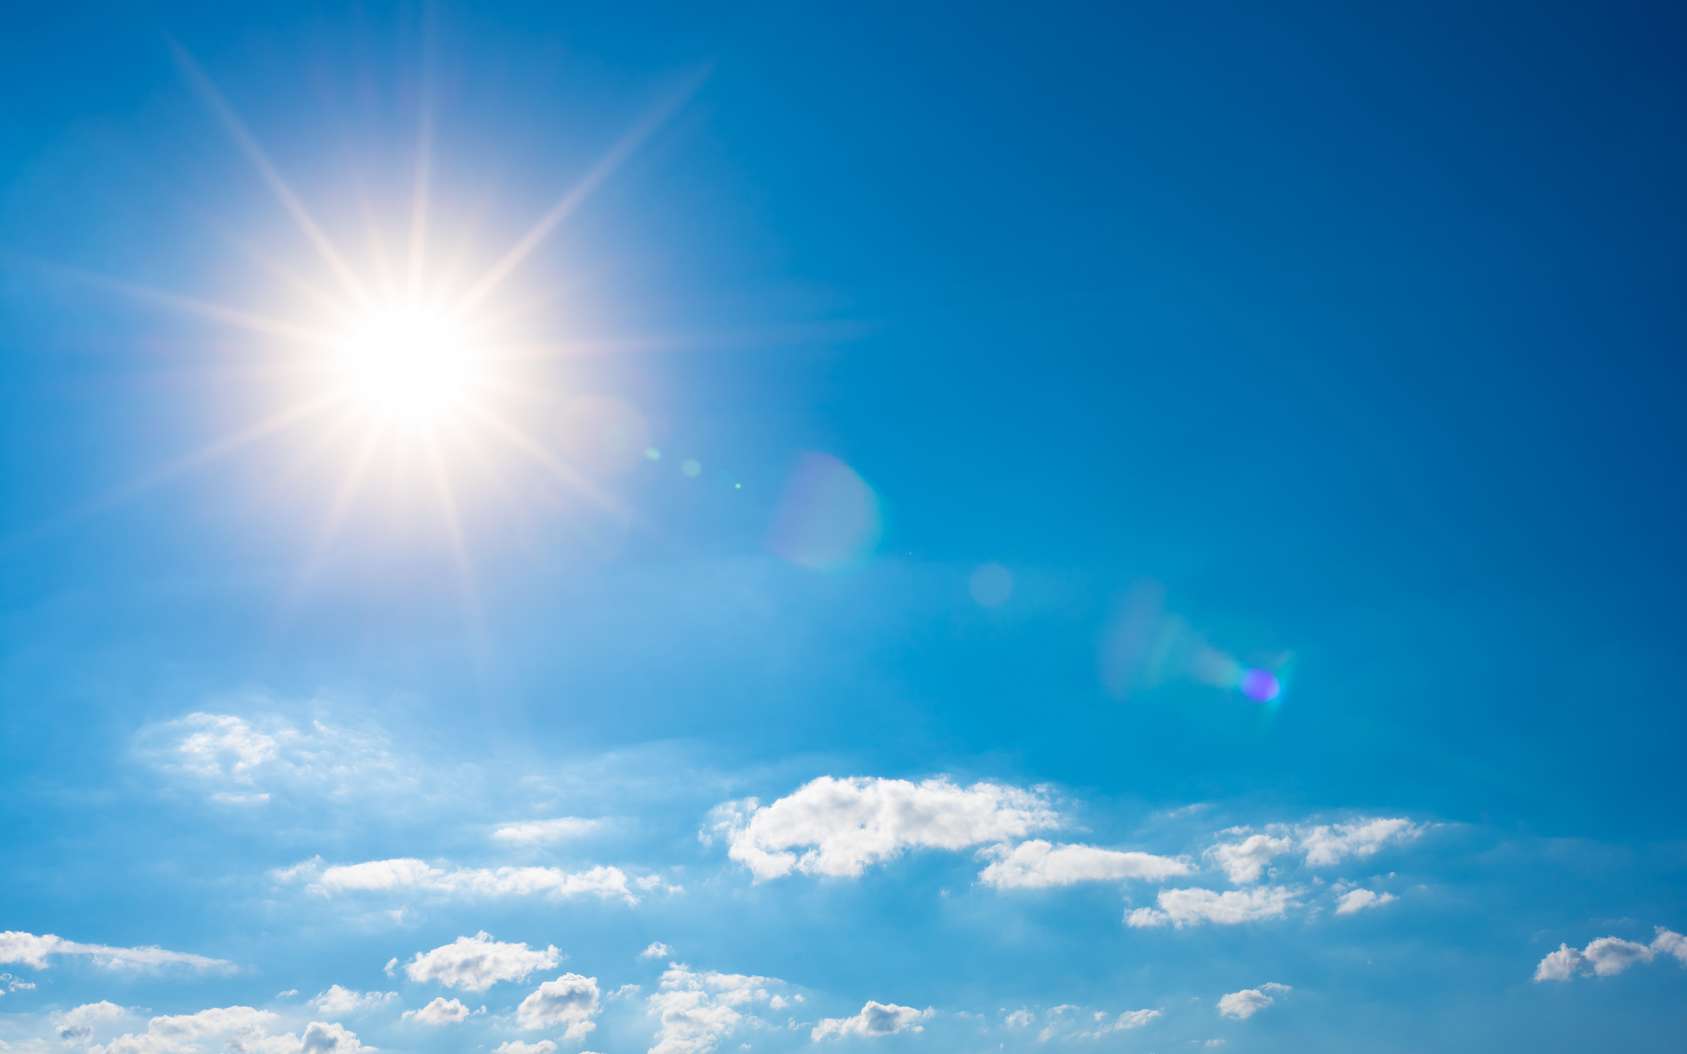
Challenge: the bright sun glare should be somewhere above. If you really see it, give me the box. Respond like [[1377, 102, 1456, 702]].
[[333, 302, 479, 430]]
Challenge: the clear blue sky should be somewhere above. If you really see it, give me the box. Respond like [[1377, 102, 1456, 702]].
[[3, 3, 1685, 1052]]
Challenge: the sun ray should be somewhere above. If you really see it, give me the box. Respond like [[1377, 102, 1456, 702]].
[[169, 40, 372, 307], [32, 260, 337, 349], [283, 419, 391, 606], [463, 405, 635, 524], [0, 393, 343, 557], [454, 70, 710, 316]]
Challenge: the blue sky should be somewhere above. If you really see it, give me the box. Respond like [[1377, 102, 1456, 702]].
[[3, 2, 1686, 1052]]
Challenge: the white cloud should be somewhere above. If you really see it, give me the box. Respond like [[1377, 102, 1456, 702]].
[[642, 942, 673, 960], [135, 711, 406, 806], [492, 818, 604, 846], [1534, 928, 1687, 982], [1299, 819, 1422, 868], [299, 1021, 370, 1052], [1002, 1009, 1033, 1029], [1071, 1008, 1161, 1039], [309, 986, 396, 1017], [811, 1002, 931, 1041], [516, 975, 600, 1040], [494, 1043, 558, 1054], [0, 931, 233, 973], [1205, 833, 1292, 884], [646, 963, 786, 1054], [1126, 887, 1299, 928], [976, 840, 1189, 889], [278, 857, 637, 904], [83, 1007, 369, 1054], [1216, 983, 1290, 1021], [403, 932, 561, 993], [706, 776, 1060, 881], [403, 996, 471, 1026], [56, 1002, 130, 1042], [1653, 928, 1687, 965], [1334, 889, 1397, 916]]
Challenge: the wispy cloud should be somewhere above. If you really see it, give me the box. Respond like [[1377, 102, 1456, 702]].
[[0, 931, 234, 973]]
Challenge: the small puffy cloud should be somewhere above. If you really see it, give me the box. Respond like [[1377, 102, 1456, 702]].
[[811, 1002, 932, 1042], [403, 932, 561, 992], [1205, 833, 1293, 884], [1002, 1008, 1033, 1029], [403, 996, 472, 1026], [647, 963, 786, 1054], [706, 776, 1059, 881], [976, 840, 1190, 889], [642, 942, 673, 960], [278, 857, 637, 905], [300, 1021, 370, 1052], [1334, 889, 1397, 916], [1126, 887, 1299, 928], [1653, 928, 1687, 965], [494, 1043, 558, 1054], [1534, 928, 1687, 982], [135, 711, 406, 806], [1216, 983, 1290, 1021], [56, 1002, 129, 1042], [1299, 819, 1422, 868], [0, 931, 233, 973], [310, 986, 396, 1017], [492, 818, 604, 846], [516, 974, 600, 1039]]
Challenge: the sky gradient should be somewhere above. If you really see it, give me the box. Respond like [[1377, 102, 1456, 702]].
[[3, 3, 1686, 1053]]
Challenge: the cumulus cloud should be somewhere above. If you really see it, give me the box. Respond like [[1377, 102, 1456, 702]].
[[56, 1002, 129, 1042], [84, 1006, 368, 1054], [976, 840, 1190, 889], [277, 857, 637, 904], [1216, 983, 1290, 1021], [0, 931, 233, 973], [1126, 887, 1299, 928], [641, 942, 673, 960], [1299, 819, 1422, 868], [310, 986, 396, 1017], [402, 932, 561, 992], [492, 818, 604, 845], [1205, 833, 1293, 884], [135, 711, 406, 806], [646, 963, 786, 1054], [404, 996, 472, 1026], [494, 1043, 558, 1054], [811, 1001, 932, 1042], [1334, 888, 1396, 915], [1534, 928, 1687, 982], [516, 974, 600, 1039], [706, 776, 1060, 881], [299, 1021, 370, 1052]]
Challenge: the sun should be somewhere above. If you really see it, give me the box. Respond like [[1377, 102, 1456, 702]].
[[331, 301, 481, 432]]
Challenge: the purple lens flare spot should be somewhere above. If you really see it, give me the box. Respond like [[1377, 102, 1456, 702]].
[[1239, 668, 1281, 702]]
